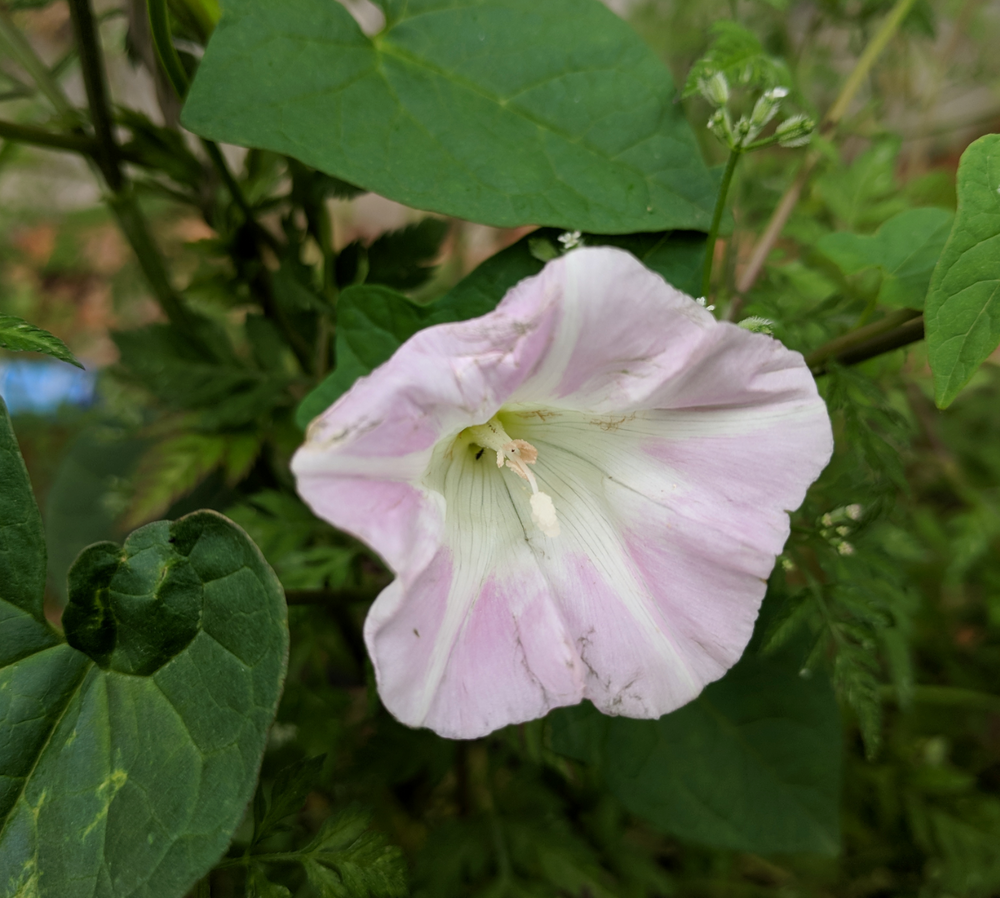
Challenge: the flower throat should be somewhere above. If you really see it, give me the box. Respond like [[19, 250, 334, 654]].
[[466, 417, 560, 538]]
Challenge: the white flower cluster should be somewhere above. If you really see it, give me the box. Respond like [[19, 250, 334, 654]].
[[698, 73, 814, 152]]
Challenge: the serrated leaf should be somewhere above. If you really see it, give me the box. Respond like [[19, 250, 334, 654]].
[[365, 218, 450, 290], [182, 0, 717, 233], [254, 755, 326, 844], [0, 315, 83, 368], [247, 866, 293, 898], [550, 655, 842, 855], [0, 401, 289, 898], [834, 644, 882, 760], [300, 809, 408, 898], [127, 432, 263, 528], [817, 207, 954, 309], [926, 134, 1000, 408], [683, 20, 791, 97], [295, 230, 705, 428]]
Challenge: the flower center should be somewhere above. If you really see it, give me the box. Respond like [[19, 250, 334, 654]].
[[466, 416, 560, 538]]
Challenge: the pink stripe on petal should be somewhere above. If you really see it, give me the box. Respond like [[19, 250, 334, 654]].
[[420, 569, 583, 739]]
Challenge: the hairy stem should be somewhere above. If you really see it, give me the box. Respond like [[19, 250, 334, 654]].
[[702, 147, 741, 301]]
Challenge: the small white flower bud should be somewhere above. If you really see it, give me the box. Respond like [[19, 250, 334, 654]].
[[776, 113, 815, 148], [698, 72, 730, 108], [746, 87, 788, 142], [706, 108, 733, 145]]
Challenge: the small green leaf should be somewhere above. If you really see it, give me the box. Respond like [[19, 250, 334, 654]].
[[0, 315, 83, 368], [683, 21, 791, 98], [247, 867, 293, 898], [182, 0, 717, 233], [550, 655, 842, 855], [366, 218, 450, 290], [300, 808, 408, 898], [254, 755, 326, 845], [296, 231, 705, 428], [0, 401, 289, 898], [817, 207, 954, 309], [926, 134, 1000, 408]]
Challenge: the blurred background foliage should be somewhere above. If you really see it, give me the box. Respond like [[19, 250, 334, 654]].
[[2, 0, 1000, 895]]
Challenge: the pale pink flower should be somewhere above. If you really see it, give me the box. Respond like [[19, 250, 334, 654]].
[[293, 248, 833, 739]]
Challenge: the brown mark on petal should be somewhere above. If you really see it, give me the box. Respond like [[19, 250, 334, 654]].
[[589, 413, 636, 432], [516, 409, 559, 422]]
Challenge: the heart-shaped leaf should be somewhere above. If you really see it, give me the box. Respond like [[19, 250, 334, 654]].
[[925, 134, 1000, 407], [0, 397, 288, 898], [182, 0, 717, 234]]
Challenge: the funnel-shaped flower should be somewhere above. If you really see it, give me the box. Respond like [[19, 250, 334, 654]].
[[293, 248, 832, 739]]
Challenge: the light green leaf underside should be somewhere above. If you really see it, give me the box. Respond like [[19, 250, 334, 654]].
[[817, 206, 954, 309], [295, 231, 704, 428], [0, 402, 289, 898], [182, 0, 717, 233], [0, 315, 83, 368], [550, 655, 842, 855], [926, 134, 1000, 407]]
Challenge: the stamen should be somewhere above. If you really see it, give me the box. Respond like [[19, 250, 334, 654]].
[[466, 417, 560, 537]]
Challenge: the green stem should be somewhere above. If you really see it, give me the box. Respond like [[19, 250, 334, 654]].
[[66, 0, 201, 336], [881, 684, 1000, 715], [0, 6, 77, 118], [146, 0, 191, 98], [701, 147, 741, 300], [107, 191, 197, 331], [0, 118, 99, 154], [805, 309, 922, 372], [67, 0, 121, 189]]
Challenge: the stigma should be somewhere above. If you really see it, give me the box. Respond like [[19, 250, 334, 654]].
[[466, 417, 560, 538]]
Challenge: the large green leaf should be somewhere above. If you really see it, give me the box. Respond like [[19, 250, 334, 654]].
[[295, 231, 705, 428], [926, 134, 1000, 408], [550, 655, 842, 855], [181, 0, 717, 233], [817, 207, 954, 310], [0, 399, 288, 898]]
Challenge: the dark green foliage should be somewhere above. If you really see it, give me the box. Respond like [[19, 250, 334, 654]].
[[0, 400, 289, 898], [551, 655, 842, 855], [344, 217, 451, 291]]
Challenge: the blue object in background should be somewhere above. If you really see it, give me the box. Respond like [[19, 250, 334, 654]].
[[0, 359, 96, 415]]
